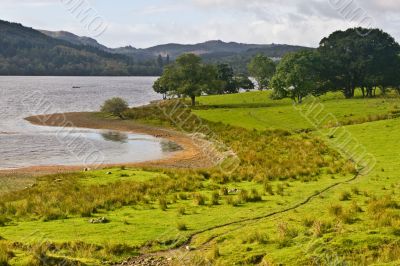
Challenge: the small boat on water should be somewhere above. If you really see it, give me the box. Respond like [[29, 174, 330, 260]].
[[72, 86, 81, 88]]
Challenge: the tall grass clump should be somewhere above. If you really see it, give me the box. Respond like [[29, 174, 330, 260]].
[[0, 242, 12, 266]]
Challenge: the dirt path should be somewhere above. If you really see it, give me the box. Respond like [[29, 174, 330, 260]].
[[0, 112, 218, 175]]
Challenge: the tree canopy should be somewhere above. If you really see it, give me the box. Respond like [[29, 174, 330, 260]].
[[271, 50, 322, 103], [101, 98, 129, 119], [318, 28, 400, 98], [247, 54, 276, 90], [153, 54, 219, 106], [271, 27, 400, 101]]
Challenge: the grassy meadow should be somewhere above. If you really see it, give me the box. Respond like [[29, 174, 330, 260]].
[[1, 90, 400, 265]]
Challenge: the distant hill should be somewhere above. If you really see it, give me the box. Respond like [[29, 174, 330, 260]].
[[38, 30, 109, 51], [1, 20, 311, 76], [0, 20, 161, 76], [42, 30, 311, 72]]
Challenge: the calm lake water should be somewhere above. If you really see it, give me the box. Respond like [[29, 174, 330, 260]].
[[0, 76, 168, 169]]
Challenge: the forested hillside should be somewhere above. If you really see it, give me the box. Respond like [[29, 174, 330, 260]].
[[0, 20, 162, 76]]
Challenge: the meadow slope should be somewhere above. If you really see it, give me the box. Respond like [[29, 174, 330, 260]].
[[1, 91, 400, 265]]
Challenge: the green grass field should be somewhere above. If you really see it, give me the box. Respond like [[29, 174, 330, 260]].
[[195, 91, 400, 130], [1, 91, 400, 265]]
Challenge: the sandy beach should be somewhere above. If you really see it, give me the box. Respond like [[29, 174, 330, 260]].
[[0, 112, 217, 175]]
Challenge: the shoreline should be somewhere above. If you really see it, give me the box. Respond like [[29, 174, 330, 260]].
[[0, 112, 217, 175]]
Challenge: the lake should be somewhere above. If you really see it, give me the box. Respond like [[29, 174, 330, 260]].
[[0, 76, 168, 169]]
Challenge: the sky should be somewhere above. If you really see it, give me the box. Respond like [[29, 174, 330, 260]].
[[0, 0, 399, 48]]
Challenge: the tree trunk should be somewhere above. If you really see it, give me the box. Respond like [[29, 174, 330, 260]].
[[361, 87, 365, 98], [191, 96, 196, 106], [366, 87, 373, 97], [344, 87, 353, 99], [381, 86, 387, 96], [298, 95, 303, 104]]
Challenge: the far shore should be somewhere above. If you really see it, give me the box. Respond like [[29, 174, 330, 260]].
[[0, 112, 217, 175]]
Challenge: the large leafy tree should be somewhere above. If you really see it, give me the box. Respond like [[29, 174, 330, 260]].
[[153, 54, 218, 106], [247, 54, 276, 90], [234, 74, 255, 92], [271, 50, 322, 103], [318, 28, 400, 98], [216, 63, 239, 94]]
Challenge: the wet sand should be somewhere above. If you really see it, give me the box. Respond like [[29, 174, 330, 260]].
[[0, 112, 217, 175]]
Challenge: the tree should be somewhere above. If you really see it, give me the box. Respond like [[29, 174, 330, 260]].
[[101, 97, 129, 119], [153, 78, 168, 100], [270, 50, 322, 103], [153, 54, 219, 106], [318, 28, 400, 98], [157, 54, 164, 68], [248, 54, 276, 90], [234, 74, 255, 92], [216, 63, 238, 94]]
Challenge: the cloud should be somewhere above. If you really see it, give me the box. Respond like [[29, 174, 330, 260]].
[[1, 0, 399, 48]]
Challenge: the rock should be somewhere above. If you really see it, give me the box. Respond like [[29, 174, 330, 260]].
[[106, 172, 112, 175], [89, 217, 110, 224]]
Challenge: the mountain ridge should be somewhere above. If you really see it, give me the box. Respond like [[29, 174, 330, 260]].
[[0, 19, 310, 75], [39, 29, 310, 60]]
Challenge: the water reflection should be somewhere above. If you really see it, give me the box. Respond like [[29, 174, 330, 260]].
[[101, 131, 128, 143]]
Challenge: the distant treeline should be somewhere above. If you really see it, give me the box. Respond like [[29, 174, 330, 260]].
[[0, 20, 162, 76], [0, 20, 307, 76], [154, 28, 400, 105]]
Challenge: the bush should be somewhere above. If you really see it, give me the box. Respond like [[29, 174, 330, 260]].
[[159, 197, 168, 211], [242, 231, 269, 244], [249, 189, 262, 202], [177, 207, 186, 216], [339, 191, 352, 201], [0, 242, 12, 266], [177, 222, 187, 231], [211, 192, 220, 205], [100, 97, 128, 119], [264, 182, 274, 195], [193, 193, 207, 206], [178, 193, 188, 200], [329, 204, 343, 217]]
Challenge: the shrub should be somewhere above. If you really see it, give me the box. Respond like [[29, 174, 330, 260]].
[[177, 207, 186, 216], [351, 187, 360, 195], [302, 217, 316, 228], [226, 196, 240, 207], [178, 193, 188, 200], [211, 192, 220, 205], [42, 209, 68, 222], [339, 191, 352, 201], [277, 222, 298, 240], [264, 182, 274, 195], [249, 189, 262, 202], [238, 189, 249, 203], [242, 231, 269, 244], [0, 242, 12, 266], [0, 216, 9, 227], [311, 220, 332, 237], [329, 204, 343, 217], [276, 184, 285, 196], [177, 222, 187, 231], [103, 242, 135, 256], [220, 187, 228, 196], [100, 97, 129, 119], [159, 197, 168, 211], [193, 194, 207, 206]]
